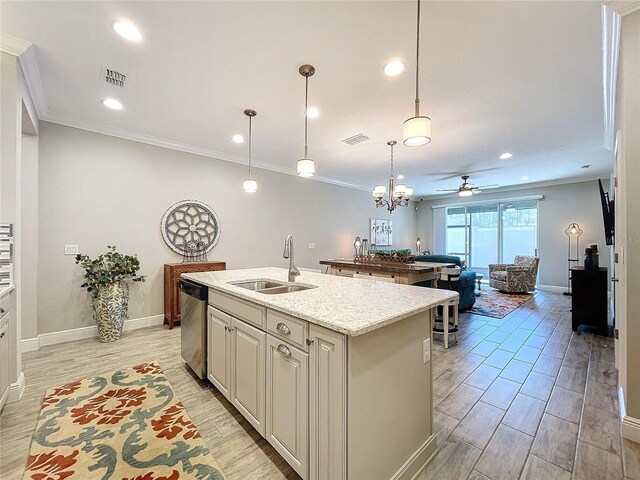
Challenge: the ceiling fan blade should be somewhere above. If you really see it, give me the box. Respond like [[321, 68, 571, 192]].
[[478, 184, 500, 189], [436, 189, 459, 192]]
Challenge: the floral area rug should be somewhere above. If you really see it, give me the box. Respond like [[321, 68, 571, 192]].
[[469, 288, 534, 319], [23, 362, 224, 480]]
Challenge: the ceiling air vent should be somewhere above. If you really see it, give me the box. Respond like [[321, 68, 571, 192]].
[[342, 133, 370, 145], [101, 66, 126, 87]]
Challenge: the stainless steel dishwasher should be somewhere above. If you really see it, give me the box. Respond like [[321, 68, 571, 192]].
[[180, 279, 208, 379]]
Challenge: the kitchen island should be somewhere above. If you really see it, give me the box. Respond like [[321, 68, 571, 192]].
[[183, 267, 457, 480]]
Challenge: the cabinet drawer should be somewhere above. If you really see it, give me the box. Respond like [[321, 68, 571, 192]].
[[267, 310, 308, 351], [209, 289, 266, 329], [0, 295, 9, 321]]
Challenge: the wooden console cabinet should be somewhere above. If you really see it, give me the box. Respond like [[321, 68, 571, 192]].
[[163, 261, 225, 329]]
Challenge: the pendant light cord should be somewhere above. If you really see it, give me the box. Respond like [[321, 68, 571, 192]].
[[248, 115, 253, 179], [304, 75, 309, 159], [414, 0, 421, 117]]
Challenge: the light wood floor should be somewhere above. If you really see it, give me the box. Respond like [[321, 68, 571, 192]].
[[1, 291, 638, 480]]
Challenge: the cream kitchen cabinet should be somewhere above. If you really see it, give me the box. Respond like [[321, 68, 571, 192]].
[[265, 334, 308, 478], [189, 267, 449, 480], [207, 306, 266, 435]]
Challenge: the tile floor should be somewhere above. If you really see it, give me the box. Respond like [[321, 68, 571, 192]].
[[1, 290, 639, 480], [419, 290, 640, 480]]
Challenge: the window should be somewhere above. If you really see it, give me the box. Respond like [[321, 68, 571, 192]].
[[445, 200, 538, 275]]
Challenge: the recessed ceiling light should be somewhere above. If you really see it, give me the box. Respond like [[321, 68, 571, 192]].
[[113, 20, 142, 42], [306, 107, 319, 118], [384, 60, 406, 77], [521, 176, 529, 180], [397, 174, 405, 180], [499, 152, 513, 160], [101, 98, 123, 110], [232, 134, 244, 144]]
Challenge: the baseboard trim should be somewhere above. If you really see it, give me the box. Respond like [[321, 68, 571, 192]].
[[8, 371, 25, 402], [537, 284, 568, 293], [619, 387, 640, 442], [390, 434, 438, 480], [21, 336, 40, 353], [21, 315, 165, 352]]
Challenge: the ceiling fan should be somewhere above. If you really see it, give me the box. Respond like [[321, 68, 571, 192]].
[[437, 175, 499, 197]]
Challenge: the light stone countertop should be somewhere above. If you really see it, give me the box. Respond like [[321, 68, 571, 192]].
[[183, 267, 458, 336], [0, 284, 14, 300]]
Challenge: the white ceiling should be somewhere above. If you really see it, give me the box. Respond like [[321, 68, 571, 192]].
[[2, 1, 611, 196]]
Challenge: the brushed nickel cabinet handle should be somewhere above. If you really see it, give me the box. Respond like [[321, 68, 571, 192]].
[[611, 277, 619, 282], [276, 323, 291, 335], [306, 338, 314, 346], [277, 344, 292, 357], [0, 307, 4, 314], [0, 332, 5, 338]]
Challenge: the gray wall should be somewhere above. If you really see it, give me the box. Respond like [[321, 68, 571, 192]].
[[415, 180, 611, 289], [37, 122, 416, 336]]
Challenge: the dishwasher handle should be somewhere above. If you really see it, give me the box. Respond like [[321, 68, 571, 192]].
[[180, 280, 208, 300]]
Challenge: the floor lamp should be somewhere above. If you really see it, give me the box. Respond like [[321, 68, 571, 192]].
[[564, 223, 583, 296]]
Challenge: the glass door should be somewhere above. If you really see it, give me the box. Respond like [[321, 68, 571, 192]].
[[468, 204, 499, 276], [445, 207, 468, 267], [500, 200, 538, 262]]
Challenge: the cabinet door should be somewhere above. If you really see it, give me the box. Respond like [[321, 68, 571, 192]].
[[266, 335, 308, 478], [230, 318, 266, 436], [0, 323, 9, 408], [207, 306, 231, 399], [309, 325, 346, 480]]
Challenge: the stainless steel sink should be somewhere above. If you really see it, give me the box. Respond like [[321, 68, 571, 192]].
[[228, 279, 316, 295], [258, 285, 316, 295], [231, 280, 287, 291]]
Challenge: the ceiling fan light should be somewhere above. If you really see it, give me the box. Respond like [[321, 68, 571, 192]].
[[459, 189, 473, 197], [297, 158, 315, 177], [405, 186, 414, 197], [403, 116, 431, 146], [243, 179, 257, 193]]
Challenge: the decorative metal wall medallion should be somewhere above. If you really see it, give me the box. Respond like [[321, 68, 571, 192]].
[[161, 200, 221, 261]]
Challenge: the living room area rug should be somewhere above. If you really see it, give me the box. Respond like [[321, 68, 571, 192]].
[[23, 362, 224, 480], [469, 288, 534, 319]]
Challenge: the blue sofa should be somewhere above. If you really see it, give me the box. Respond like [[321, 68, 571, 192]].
[[415, 254, 477, 310]]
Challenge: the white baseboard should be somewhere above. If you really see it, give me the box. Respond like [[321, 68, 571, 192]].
[[536, 284, 567, 293], [21, 336, 40, 353], [390, 434, 438, 480], [619, 387, 640, 442], [8, 371, 25, 402], [21, 314, 165, 352]]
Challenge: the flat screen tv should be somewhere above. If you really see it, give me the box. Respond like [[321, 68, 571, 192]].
[[599, 179, 615, 246]]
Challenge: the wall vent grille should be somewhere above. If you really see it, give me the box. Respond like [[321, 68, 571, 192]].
[[101, 66, 126, 87], [342, 133, 370, 145]]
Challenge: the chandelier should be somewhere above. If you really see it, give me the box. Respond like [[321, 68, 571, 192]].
[[373, 141, 413, 213]]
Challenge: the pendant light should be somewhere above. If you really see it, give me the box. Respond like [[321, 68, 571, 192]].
[[373, 141, 414, 213], [403, 0, 431, 147], [242, 109, 257, 193], [297, 64, 316, 177]]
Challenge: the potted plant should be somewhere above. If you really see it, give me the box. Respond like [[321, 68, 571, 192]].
[[75, 246, 146, 342]]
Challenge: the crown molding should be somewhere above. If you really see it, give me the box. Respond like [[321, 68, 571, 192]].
[[416, 174, 609, 201], [41, 111, 371, 192], [605, 1, 640, 16], [0, 34, 31, 57]]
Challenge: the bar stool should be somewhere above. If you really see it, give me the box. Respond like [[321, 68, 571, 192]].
[[433, 298, 459, 348], [433, 266, 461, 348]]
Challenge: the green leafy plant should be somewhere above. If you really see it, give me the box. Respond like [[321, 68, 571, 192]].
[[75, 246, 146, 298]]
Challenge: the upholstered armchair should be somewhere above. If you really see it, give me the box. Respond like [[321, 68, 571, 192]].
[[489, 255, 540, 293]]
